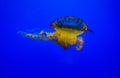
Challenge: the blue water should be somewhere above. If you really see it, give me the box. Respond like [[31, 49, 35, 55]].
[[1, 0, 120, 78]]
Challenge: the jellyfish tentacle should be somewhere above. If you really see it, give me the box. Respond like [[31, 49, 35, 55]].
[[18, 31, 49, 40], [76, 37, 84, 51]]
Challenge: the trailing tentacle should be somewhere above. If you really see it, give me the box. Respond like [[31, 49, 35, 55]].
[[76, 37, 84, 51], [18, 31, 49, 40]]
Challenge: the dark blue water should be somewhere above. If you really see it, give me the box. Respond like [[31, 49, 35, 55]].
[[1, 0, 120, 78]]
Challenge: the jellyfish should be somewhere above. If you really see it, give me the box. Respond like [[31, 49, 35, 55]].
[[18, 16, 92, 51]]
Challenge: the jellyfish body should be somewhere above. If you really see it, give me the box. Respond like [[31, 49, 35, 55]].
[[19, 16, 90, 51], [50, 16, 89, 50]]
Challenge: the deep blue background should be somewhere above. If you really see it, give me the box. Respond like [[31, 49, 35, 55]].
[[1, 0, 120, 78]]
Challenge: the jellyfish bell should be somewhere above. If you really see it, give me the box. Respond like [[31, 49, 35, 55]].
[[50, 16, 90, 49]]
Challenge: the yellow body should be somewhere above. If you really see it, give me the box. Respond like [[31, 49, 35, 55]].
[[53, 26, 83, 44]]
